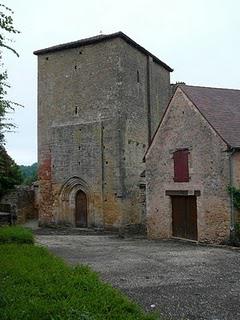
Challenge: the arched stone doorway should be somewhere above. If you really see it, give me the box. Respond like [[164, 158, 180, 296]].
[[75, 190, 87, 227], [59, 177, 92, 227]]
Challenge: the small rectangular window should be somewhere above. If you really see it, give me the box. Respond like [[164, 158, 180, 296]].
[[173, 149, 190, 182]]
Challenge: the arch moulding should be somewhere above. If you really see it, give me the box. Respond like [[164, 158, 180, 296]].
[[58, 176, 93, 226]]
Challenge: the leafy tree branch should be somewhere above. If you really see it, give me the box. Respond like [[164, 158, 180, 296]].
[[0, 3, 20, 145]]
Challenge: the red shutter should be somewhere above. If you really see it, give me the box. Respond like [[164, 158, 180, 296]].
[[173, 149, 189, 182]]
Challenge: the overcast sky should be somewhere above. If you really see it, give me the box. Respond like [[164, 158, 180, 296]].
[[3, 0, 240, 165]]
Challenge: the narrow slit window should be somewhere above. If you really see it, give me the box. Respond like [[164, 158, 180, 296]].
[[173, 149, 190, 182], [75, 106, 78, 115], [137, 70, 140, 83]]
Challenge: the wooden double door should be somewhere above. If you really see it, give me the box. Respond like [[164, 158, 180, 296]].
[[75, 190, 87, 227], [171, 196, 197, 240]]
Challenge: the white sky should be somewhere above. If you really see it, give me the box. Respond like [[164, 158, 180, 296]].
[[3, 0, 240, 165]]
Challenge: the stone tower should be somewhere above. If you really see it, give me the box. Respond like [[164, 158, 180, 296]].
[[34, 32, 172, 231]]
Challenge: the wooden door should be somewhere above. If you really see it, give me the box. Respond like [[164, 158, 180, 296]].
[[172, 196, 197, 240], [75, 190, 87, 227]]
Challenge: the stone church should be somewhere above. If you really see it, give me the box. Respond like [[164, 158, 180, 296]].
[[34, 31, 173, 230]]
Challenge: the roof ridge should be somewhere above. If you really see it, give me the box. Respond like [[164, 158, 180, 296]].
[[180, 84, 240, 91]]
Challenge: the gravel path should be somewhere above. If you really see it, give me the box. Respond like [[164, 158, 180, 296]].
[[36, 234, 240, 320]]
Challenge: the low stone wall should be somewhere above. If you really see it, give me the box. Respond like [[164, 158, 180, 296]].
[[0, 185, 38, 224]]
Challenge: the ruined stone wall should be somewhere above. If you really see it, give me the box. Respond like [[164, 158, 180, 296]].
[[37, 37, 171, 229], [146, 88, 231, 243], [0, 186, 37, 224]]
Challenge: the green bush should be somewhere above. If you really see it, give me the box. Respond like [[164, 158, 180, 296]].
[[227, 185, 240, 209], [235, 223, 240, 240], [19, 162, 38, 185], [0, 244, 158, 320], [0, 226, 34, 244], [0, 146, 23, 197]]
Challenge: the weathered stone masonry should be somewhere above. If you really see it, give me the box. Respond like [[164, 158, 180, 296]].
[[34, 32, 172, 230], [145, 87, 240, 243], [0, 186, 37, 224]]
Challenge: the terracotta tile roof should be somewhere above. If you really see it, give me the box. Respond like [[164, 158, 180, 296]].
[[180, 85, 240, 148], [33, 31, 173, 72]]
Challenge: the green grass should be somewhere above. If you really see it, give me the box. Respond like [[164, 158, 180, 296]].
[[0, 226, 34, 244], [0, 244, 159, 320]]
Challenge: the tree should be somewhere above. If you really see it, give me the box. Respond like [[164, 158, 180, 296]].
[[19, 163, 38, 185], [0, 145, 22, 196], [0, 4, 22, 197], [0, 3, 20, 145]]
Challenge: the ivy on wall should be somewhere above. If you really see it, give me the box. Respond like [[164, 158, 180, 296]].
[[228, 186, 240, 210], [228, 186, 240, 241]]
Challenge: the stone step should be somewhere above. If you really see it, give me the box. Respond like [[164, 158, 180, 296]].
[[33, 227, 117, 236]]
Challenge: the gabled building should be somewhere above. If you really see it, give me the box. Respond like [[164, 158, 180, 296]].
[[145, 85, 240, 243]]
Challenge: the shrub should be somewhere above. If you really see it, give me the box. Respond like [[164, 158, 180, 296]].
[[0, 226, 34, 244], [227, 185, 240, 209], [0, 146, 23, 197]]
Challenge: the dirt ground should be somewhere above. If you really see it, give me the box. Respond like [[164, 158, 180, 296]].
[[36, 233, 240, 320]]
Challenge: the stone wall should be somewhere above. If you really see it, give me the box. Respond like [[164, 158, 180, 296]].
[[0, 186, 37, 224], [146, 88, 231, 243], [37, 36, 171, 230], [113, 39, 170, 229]]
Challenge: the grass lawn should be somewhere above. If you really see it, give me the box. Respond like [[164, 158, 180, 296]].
[[0, 228, 159, 320], [0, 225, 34, 244]]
